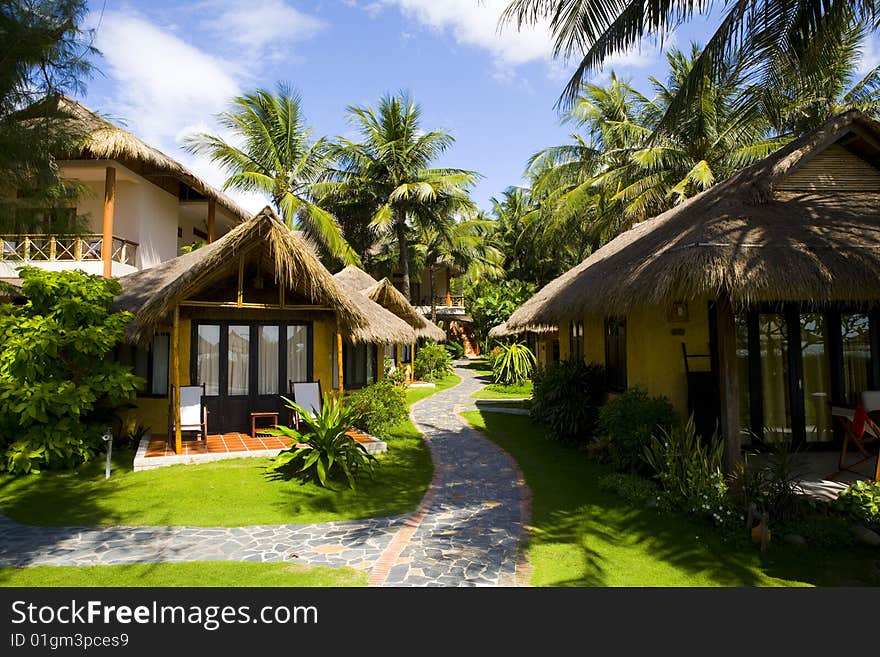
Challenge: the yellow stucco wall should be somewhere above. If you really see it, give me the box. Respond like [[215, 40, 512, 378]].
[[550, 300, 712, 418]]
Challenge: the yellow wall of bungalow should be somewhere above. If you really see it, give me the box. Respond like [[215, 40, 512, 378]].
[[540, 299, 712, 419]]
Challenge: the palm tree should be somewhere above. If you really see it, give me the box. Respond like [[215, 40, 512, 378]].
[[323, 93, 479, 300], [500, 0, 878, 125], [184, 84, 359, 265], [412, 213, 505, 322]]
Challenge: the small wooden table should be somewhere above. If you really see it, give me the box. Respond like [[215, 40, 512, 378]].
[[250, 412, 279, 439]]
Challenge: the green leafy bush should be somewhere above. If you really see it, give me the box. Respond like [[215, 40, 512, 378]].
[[598, 388, 678, 473], [598, 472, 660, 507], [0, 268, 142, 474], [466, 278, 536, 346], [414, 342, 453, 381], [643, 416, 735, 527], [730, 443, 807, 522], [530, 359, 606, 445], [444, 340, 465, 360], [833, 480, 880, 526], [269, 393, 376, 489], [491, 342, 536, 386], [347, 379, 408, 437]]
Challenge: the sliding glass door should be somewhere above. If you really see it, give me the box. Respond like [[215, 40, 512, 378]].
[[192, 321, 313, 433]]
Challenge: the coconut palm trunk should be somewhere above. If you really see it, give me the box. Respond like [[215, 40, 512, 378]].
[[395, 215, 411, 301], [429, 266, 437, 323]]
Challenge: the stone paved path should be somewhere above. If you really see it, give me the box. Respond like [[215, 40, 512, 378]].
[[0, 362, 530, 586]]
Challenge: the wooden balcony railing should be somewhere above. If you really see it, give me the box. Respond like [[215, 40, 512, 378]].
[[426, 295, 464, 307], [0, 234, 139, 267]]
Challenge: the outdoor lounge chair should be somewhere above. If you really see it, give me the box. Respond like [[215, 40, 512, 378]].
[[288, 380, 322, 428], [831, 396, 880, 481], [169, 384, 208, 443]]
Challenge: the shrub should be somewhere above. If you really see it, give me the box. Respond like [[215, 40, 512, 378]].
[[643, 416, 736, 528], [833, 480, 880, 527], [414, 342, 453, 381], [599, 388, 678, 473], [383, 357, 407, 386], [598, 472, 660, 507], [444, 340, 465, 360], [466, 278, 536, 347], [347, 379, 408, 437], [491, 342, 536, 386], [0, 268, 142, 474], [269, 393, 376, 489], [729, 443, 807, 523], [530, 359, 606, 445]]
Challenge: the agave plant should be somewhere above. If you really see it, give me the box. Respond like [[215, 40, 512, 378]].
[[267, 393, 375, 489], [492, 342, 536, 386]]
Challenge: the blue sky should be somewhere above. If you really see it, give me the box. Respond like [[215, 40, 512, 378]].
[[78, 1, 880, 212]]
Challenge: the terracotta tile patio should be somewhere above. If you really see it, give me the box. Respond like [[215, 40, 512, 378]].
[[144, 429, 382, 458]]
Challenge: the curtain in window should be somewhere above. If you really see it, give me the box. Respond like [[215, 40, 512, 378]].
[[842, 314, 871, 405], [286, 325, 309, 386], [257, 326, 279, 395], [759, 314, 791, 442], [151, 334, 170, 395], [228, 325, 250, 396], [197, 325, 221, 395]]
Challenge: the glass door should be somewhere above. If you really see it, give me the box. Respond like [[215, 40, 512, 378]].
[[800, 314, 833, 443], [758, 313, 792, 444]]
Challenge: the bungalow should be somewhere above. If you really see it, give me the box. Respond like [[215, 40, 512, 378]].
[[113, 207, 378, 451], [504, 111, 880, 474], [1, 96, 247, 279], [333, 266, 445, 388]]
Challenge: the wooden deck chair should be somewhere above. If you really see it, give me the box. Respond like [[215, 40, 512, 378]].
[[288, 380, 322, 429], [832, 398, 880, 481], [169, 384, 208, 444]]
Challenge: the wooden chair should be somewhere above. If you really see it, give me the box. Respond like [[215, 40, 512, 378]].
[[287, 380, 322, 428], [831, 396, 880, 481], [169, 384, 208, 444]]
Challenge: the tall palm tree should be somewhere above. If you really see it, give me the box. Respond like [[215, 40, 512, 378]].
[[500, 0, 878, 126], [412, 213, 505, 322], [323, 93, 479, 300], [184, 84, 359, 265]]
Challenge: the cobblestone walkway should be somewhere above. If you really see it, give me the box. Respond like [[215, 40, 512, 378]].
[[0, 362, 530, 586]]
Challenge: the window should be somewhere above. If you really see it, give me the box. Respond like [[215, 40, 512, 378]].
[[287, 324, 310, 385], [842, 313, 872, 404], [569, 321, 584, 361], [605, 317, 627, 392], [257, 325, 280, 395], [118, 334, 170, 397], [197, 324, 221, 395], [227, 325, 250, 396]]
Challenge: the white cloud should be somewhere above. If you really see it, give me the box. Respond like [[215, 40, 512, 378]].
[[858, 34, 880, 76], [92, 11, 266, 213], [200, 0, 325, 56]]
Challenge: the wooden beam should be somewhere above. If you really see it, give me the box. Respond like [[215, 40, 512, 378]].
[[445, 268, 452, 307], [101, 166, 116, 278], [179, 300, 332, 311], [172, 305, 182, 455], [207, 198, 216, 243], [237, 257, 244, 307], [716, 294, 741, 472], [411, 341, 415, 383], [337, 332, 344, 394]]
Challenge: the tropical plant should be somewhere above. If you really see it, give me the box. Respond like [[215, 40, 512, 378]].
[[643, 416, 731, 522], [832, 480, 880, 527], [444, 339, 465, 360], [413, 342, 453, 382], [184, 84, 359, 265], [383, 357, 408, 386], [347, 379, 408, 437], [466, 278, 536, 347], [598, 472, 660, 507], [0, 268, 142, 474], [323, 92, 479, 300], [598, 388, 678, 473], [491, 342, 536, 386], [730, 442, 807, 522], [530, 359, 606, 445], [268, 393, 375, 489]]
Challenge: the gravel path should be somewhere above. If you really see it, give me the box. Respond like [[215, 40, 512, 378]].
[[0, 362, 530, 586]]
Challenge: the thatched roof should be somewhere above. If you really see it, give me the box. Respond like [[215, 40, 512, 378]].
[[330, 267, 416, 345], [488, 320, 556, 338], [334, 266, 446, 342], [506, 111, 880, 330], [46, 96, 250, 222], [115, 207, 371, 343]]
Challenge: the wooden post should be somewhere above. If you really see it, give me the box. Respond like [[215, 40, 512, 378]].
[[445, 268, 452, 307], [49, 236, 56, 261], [411, 341, 415, 382], [207, 198, 216, 243], [101, 166, 116, 278], [172, 305, 182, 455], [237, 257, 244, 307], [716, 294, 741, 472], [337, 333, 344, 394]]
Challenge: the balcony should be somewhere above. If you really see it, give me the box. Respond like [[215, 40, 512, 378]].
[[415, 295, 467, 318], [0, 234, 139, 277]]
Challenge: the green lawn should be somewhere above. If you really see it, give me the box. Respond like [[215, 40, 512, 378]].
[[0, 378, 462, 528], [0, 562, 366, 587], [461, 411, 880, 587], [471, 382, 533, 399], [406, 372, 461, 405]]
